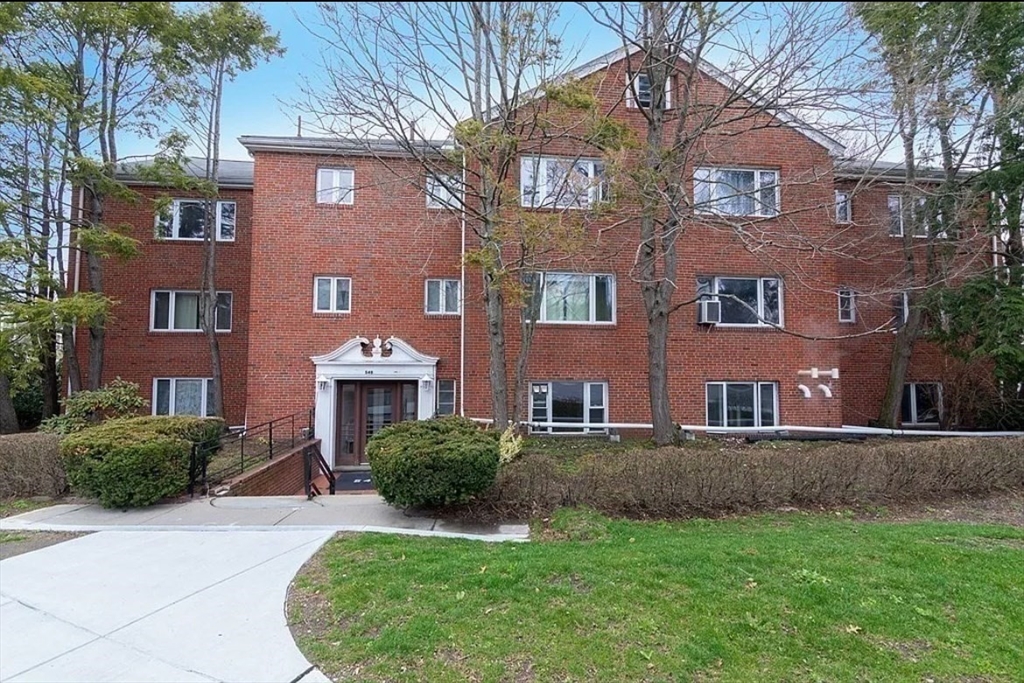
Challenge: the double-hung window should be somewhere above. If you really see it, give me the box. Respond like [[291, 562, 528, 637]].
[[901, 383, 941, 425], [526, 272, 615, 324], [835, 191, 851, 223], [520, 156, 607, 209], [154, 378, 215, 417], [436, 380, 456, 416], [892, 292, 910, 327], [696, 276, 782, 326], [151, 291, 232, 332], [530, 381, 607, 433], [316, 168, 355, 205], [314, 277, 352, 313], [627, 72, 673, 109], [706, 382, 778, 428], [426, 174, 461, 209], [155, 199, 236, 241], [838, 289, 857, 323], [694, 167, 779, 217], [425, 279, 460, 315], [888, 194, 945, 238]]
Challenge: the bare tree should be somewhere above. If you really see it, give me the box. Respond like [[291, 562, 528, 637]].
[[303, 2, 611, 425], [586, 2, 861, 443]]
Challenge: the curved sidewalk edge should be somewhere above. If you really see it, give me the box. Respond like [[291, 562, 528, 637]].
[[0, 496, 530, 543]]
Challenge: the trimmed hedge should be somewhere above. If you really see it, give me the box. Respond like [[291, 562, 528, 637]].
[[468, 437, 1024, 520], [60, 416, 225, 508], [367, 416, 500, 508], [0, 433, 65, 499]]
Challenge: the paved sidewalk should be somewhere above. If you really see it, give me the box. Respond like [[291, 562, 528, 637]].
[[0, 494, 529, 541], [1, 530, 333, 682]]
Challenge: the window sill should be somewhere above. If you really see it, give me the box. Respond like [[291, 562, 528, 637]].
[[315, 202, 355, 208], [313, 311, 351, 316], [708, 323, 784, 330], [149, 329, 231, 334], [694, 210, 779, 220], [153, 238, 236, 244], [425, 313, 461, 318], [534, 320, 617, 327]]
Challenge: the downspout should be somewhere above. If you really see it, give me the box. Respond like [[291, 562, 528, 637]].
[[459, 143, 467, 416]]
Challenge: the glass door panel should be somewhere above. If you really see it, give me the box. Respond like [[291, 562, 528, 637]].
[[365, 387, 394, 442]]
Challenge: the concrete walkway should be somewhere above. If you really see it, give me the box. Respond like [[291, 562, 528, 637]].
[[1, 530, 333, 682], [0, 497, 528, 682], [0, 494, 529, 542]]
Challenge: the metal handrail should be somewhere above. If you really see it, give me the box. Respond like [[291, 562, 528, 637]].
[[304, 441, 336, 499], [189, 408, 314, 496]]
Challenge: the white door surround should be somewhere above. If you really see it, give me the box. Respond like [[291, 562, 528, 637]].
[[311, 335, 439, 467]]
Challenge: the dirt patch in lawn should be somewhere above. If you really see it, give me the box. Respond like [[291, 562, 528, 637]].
[[850, 489, 1024, 527], [0, 531, 90, 560]]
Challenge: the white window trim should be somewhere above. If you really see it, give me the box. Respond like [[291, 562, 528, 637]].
[[424, 279, 461, 315], [152, 377, 214, 417], [520, 156, 607, 209], [313, 276, 352, 314], [705, 381, 779, 429], [534, 272, 617, 325], [436, 379, 457, 416], [529, 381, 608, 434], [903, 382, 942, 425], [835, 191, 851, 224], [893, 291, 910, 328], [155, 199, 236, 242], [694, 167, 780, 218], [316, 168, 355, 205], [626, 72, 673, 109], [150, 290, 232, 333], [888, 194, 946, 239], [426, 174, 461, 209], [838, 289, 857, 323], [699, 276, 784, 328]]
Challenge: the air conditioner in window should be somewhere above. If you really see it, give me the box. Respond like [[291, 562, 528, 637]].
[[698, 298, 722, 325]]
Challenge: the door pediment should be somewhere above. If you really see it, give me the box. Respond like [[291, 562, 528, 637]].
[[311, 335, 439, 367]]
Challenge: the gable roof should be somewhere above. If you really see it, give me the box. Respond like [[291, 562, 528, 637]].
[[554, 45, 846, 157]]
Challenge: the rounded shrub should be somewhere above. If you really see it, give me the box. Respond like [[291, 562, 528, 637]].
[[60, 415, 225, 508], [366, 416, 500, 508]]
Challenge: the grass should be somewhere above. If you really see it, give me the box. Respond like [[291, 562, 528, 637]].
[[0, 497, 57, 518], [290, 509, 1024, 682], [0, 531, 28, 544]]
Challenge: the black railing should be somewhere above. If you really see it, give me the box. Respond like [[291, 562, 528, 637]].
[[304, 441, 336, 499], [188, 408, 314, 497]]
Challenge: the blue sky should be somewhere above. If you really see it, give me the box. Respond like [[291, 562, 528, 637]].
[[122, 2, 620, 161], [119, 3, 871, 162]]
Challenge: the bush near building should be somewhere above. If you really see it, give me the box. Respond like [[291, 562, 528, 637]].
[[367, 416, 500, 508], [60, 416, 224, 509], [0, 433, 65, 499], [468, 437, 1024, 520]]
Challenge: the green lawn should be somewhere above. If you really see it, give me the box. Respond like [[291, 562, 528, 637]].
[[290, 509, 1024, 682], [0, 531, 28, 544], [0, 497, 57, 518]]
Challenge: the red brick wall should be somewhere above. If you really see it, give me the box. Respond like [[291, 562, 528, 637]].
[[455, 54, 846, 427], [224, 441, 308, 496], [833, 180, 990, 425], [245, 153, 463, 426], [85, 52, 984, 433], [72, 186, 252, 426]]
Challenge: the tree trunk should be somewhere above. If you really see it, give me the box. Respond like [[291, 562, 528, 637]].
[[483, 267, 509, 427], [877, 306, 924, 427], [646, 303, 674, 443], [62, 324, 83, 396], [40, 337, 60, 418], [200, 64, 226, 419], [85, 189, 106, 390], [0, 374, 19, 434]]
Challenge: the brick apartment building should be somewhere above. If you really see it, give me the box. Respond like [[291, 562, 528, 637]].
[[73, 48, 962, 468]]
